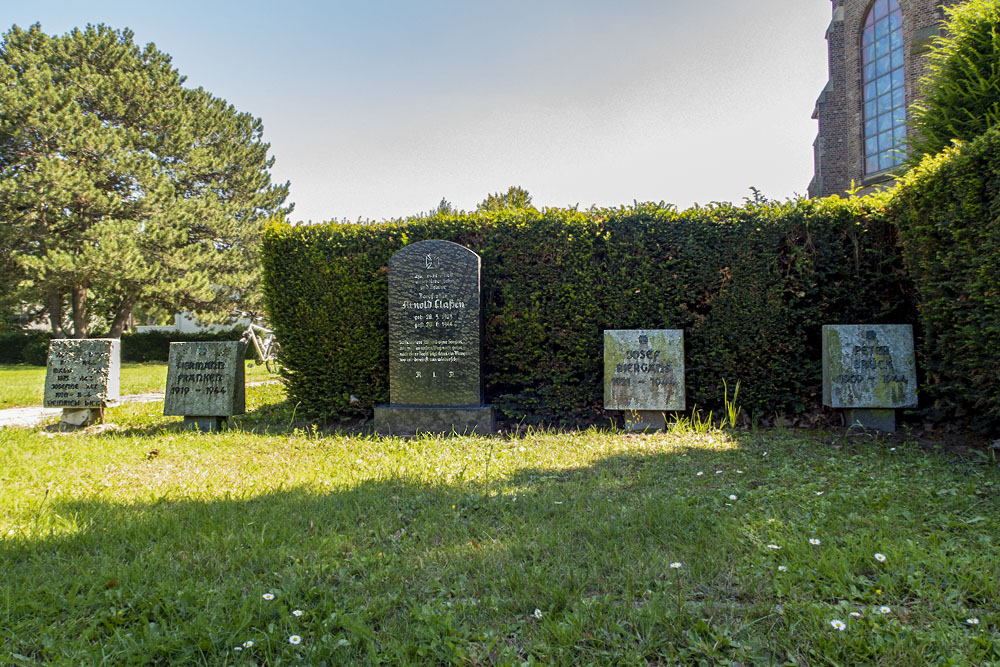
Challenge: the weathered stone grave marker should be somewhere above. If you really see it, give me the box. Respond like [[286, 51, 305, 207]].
[[822, 324, 917, 432], [375, 239, 494, 436], [43, 339, 120, 426], [604, 329, 685, 431], [163, 341, 245, 431]]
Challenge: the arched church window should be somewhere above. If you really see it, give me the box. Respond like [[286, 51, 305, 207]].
[[862, 0, 905, 174]]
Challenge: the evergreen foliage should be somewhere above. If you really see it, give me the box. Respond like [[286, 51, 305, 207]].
[[908, 0, 1000, 162], [0, 327, 244, 365], [0, 24, 289, 339], [476, 186, 533, 212], [891, 126, 1000, 430], [262, 199, 912, 424]]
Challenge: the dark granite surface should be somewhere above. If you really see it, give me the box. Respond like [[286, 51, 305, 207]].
[[387, 240, 483, 407], [374, 405, 495, 437]]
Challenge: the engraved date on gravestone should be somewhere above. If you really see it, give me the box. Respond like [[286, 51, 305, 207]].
[[43, 339, 120, 408], [822, 324, 917, 408], [604, 330, 685, 411]]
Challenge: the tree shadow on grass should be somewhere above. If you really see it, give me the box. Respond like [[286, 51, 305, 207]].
[[0, 441, 778, 665]]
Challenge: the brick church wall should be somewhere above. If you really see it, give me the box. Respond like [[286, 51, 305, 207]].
[[809, 0, 966, 198]]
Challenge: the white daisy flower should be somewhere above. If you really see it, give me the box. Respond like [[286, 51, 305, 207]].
[[242, 640, 254, 648], [533, 608, 543, 619], [670, 562, 682, 569], [262, 593, 275, 601], [696, 471, 704, 476], [767, 544, 781, 550], [850, 612, 862, 618], [289, 635, 301, 645], [830, 619, 846, 631], [778, 565, 787, 572], [809, 538, 821, 545], [967, 617, 980, 625], [728, 494, 737, 501], [874, 553, 886, 562], [879, 606, 891, 614], [292, 609, 303, 617]]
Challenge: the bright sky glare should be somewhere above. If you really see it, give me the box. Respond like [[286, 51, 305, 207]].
[[6, 1, 833, 222]]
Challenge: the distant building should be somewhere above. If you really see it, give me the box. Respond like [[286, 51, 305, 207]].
[[134, 312, 248, 335], [809, 0, 967, 198]]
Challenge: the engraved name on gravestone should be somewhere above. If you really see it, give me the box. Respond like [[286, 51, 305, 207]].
[[822, 324, 917, 408], [163, 341, 245, 422], [388, 239, 482, 407], [43, 339, 120, 409]]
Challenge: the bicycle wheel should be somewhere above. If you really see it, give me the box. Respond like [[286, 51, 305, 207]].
[[264, 339, 281, 374]]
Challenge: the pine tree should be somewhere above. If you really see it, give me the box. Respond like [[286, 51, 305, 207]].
[[0, 24, 290, 337]]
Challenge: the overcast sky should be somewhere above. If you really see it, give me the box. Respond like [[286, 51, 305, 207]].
[[6, 1, 833, 222]]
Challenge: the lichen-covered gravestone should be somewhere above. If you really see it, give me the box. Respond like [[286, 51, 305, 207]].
[[43, 339, 120, 426], [374, 240, 494, 436], [604, 329, 685, 431], [822, 324, 917, 432], [163, 341, 245, 431]]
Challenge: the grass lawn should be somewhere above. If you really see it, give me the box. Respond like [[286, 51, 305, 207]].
[[0, 362, 276, 409], [1, 385, 998, 664]]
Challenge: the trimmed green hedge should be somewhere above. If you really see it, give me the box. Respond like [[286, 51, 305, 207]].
[[892, 127, 1000, 430], [0, 329, 244, 365], [0, 331, 52, 365], [262, 198, 913, 425], [118, 328, 244, 362]]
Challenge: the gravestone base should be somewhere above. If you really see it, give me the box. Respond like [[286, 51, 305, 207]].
[[845, 408, 896, 433], [61, 408, 103, 427], [183, 416, 227, 432], [374, 405, 495, 437], [624, 410, 667, 432]]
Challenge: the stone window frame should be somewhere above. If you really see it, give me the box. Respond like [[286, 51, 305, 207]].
[[860, 0, 908, 179]]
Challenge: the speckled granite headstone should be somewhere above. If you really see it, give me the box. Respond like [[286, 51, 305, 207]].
[[43, 339, 120, 408], [163, 341, 245, 418], [604, 330, 685, 430], [375, 240, 494, 435], [822, 324, 917, 408]]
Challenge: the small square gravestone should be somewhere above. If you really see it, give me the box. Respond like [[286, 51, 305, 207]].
[[604, 330, 685, 431], [163, 341, 245, 431], [374, 240, 494, 436], [822, 324, 917, 432], [43, 339, 120, 426]]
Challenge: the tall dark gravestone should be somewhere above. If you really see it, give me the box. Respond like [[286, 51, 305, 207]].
[[374, 240, 494, 436]]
